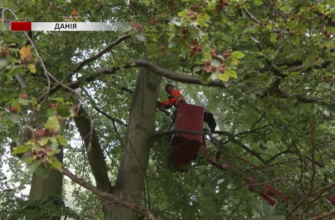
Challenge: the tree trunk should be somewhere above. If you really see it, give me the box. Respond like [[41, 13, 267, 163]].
[[25, 148, 64, 220], [111, 68, 161, 220]]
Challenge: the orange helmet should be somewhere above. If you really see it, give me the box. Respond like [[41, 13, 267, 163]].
[[165, 84, 174, 92]]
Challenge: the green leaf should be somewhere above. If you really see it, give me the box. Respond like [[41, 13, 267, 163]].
[[270, 33, 277, 42], [249, 93, 257, 100], [28, 161, 41, 173], [147, 43, 158, 53], [317, 4, 325, 13], [196, 19, 208, 28], [0, 58, 7, 69], [199, 13, 210, 21], [193, 66, 202, 73], [201, 72, 211, 84], [50, 97, 64, 103], [44, 116, 59, 130], [28, 64, 36, 73], [57, 103, 70, 117], [225, 69, 238, 78], [50, 156, 62, 172], [202, 52, 212, 60], [39, 137, 50, 146], [219, 74, 229, 81], [211, 59, 221, 67], [18, 98, 30, 105], [231, 51, 245, 59], [178, 9, 188, 17], [35, 163, 53, 179], [326, 0, 335, 6], [253, 0, 263, 6], [13, 145, 30, 154], [46, 148, 60, 156], [8, 113, 21, 123], [56, 135, 68, 146], [326, 27, 335, 33], [134, 32, 145, 41]]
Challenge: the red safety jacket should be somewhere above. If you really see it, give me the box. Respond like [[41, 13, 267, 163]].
[[162, 89, 185, 107]]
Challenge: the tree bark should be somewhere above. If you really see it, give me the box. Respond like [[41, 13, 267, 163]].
[[74, 103, 114, 219], [112, 68, 161, 220], [25, 148, 64, 220]]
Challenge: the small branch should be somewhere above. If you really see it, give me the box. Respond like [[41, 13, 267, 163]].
[[242, 6, 260, 24], [265, 148, 296, 164], [233, 139, 267, 165], [94, 106, 128, 127], [287, 61, 330, 73], [235, 124, 273, 136], [83, 201, 115, 220], [272, 44, 284, 65], [58, 168, 158, 220], [309, 123, 316, 195], [250, 113, 265, 130], [69, 34, 131, 79], [243, 159, 300, 172], [257, 178, 298, 187], [15, 73, 27, 88], [152, 129, 210, 138], [306, 209, 335, 220], [312, 183, 335, 197]]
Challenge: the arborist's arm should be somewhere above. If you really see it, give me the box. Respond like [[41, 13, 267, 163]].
[[162, 97, 177, 107], [157, 100, 173, 109]]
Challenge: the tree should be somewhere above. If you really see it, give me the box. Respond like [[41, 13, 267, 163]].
[[1, 0, 335, 219]]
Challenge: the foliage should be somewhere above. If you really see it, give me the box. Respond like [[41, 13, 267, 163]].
[[1, 0, 335, 219]]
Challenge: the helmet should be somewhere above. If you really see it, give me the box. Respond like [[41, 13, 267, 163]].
[[165, 84, 174, 92]]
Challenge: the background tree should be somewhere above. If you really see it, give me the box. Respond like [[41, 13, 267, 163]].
[[1, 0, 335, 219]]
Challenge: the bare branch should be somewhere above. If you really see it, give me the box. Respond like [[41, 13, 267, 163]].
[[306, 209, 335, 220], [242, 6, 260, 24], [272, 44, 284, 65], [69, 34, 131, 79], [93, 106, 128, 127], [243, 159, 300, 172]]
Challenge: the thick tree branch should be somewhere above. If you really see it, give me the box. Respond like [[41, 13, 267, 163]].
[[59, 168, 158, 220], [52, 59, 333, 108], [74, 103, 113, 193]]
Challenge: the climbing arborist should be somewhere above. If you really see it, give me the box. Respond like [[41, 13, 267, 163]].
[[157, 83, 217, 133], [158, 84, 186, 109]]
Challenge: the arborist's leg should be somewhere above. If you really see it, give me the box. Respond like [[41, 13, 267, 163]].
[[171, 109, 177, 122], [204, 111, 216, 133]]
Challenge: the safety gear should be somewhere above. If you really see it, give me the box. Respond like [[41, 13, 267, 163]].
[[161, 88, 186, 108], [165, 84, 174, 93]]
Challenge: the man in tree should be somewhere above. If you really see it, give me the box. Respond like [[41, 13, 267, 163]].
[[158, 84, 186, 109], [158, 84, 216, 133]]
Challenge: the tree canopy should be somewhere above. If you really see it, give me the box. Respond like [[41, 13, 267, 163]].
[[1, 0, 335, 219]]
